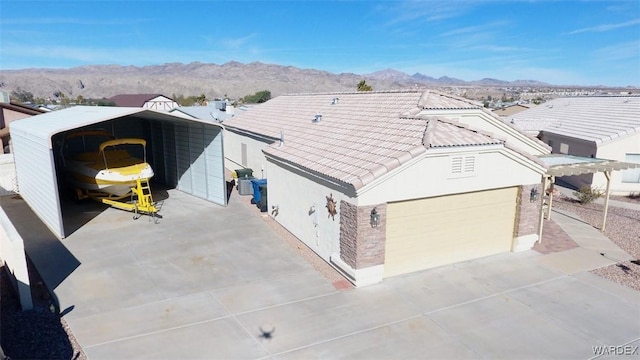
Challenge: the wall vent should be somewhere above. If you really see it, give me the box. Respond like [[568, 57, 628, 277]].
[[449, 155, 476, 178]]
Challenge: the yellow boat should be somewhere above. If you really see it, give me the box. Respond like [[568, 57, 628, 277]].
[[61, 130, 158, 217]]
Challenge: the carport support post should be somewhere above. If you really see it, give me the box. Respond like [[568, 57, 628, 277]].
[[537, 175, 549, 244], [546, 176, 555, 220], [602, 171, 611, 231]]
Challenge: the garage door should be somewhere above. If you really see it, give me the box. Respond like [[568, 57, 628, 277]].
[[384, 187, 518, 278]]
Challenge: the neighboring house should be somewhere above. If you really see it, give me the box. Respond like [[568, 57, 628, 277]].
[[170, 101, 234, 123], [0, 101, 46, 154], [509, 95, 640, 195], [493, 103, 535, 117], [224, 90, 550, 286], [110, 94, 179, 111]]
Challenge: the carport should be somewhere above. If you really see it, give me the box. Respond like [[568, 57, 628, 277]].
[[536, 154, 640, 241], [10, 106, 226, 239]]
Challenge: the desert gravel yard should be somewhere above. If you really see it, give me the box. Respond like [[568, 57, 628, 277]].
[[552, 195, 640, 291]]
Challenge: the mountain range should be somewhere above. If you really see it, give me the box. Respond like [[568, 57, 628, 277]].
[[0, 61, 551, 100]]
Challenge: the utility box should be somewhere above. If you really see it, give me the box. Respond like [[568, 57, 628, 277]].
[[238, 177, 255, 195]]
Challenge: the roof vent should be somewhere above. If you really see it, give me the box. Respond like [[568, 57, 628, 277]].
[[279, 130, 284, 147], [312, 114, 322, 123], [331, 97, 339, 105]]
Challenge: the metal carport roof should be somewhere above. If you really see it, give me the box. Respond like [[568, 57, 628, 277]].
[[9, 106, 223, 148], [10, 106, 225, 239]]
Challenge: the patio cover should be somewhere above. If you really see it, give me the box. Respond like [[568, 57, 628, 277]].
[[536, 154, 640, 241]]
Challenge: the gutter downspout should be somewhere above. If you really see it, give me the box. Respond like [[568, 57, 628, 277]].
[[537, 175, 549, 244], [602, 170, 611, 231], [546, 176, 555, 220]]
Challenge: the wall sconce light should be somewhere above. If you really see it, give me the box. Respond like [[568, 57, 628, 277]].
[[370, 207, 380, 228], [530, 188, 539, 203]]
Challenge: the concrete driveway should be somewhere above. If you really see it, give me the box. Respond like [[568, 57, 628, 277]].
[[40, 189, 640, 359]]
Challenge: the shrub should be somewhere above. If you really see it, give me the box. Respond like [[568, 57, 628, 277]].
[[572, 185, 603, 204]]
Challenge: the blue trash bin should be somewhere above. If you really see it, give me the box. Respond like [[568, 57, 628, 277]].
[[250, 179, 267, 204]]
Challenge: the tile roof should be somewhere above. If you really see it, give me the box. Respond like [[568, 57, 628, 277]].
[[418, 90, 484, 110], [424, 117, 504, 148], [227, 90, 517, 190], [508, 96, 640, 144]]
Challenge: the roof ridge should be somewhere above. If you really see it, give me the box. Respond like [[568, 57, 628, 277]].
[[419, 90, 483, 108], [422, 116, 437, 148], [436, 117, 506, 143], [481, 106, 551, 150], [280, 89, 424, 97]]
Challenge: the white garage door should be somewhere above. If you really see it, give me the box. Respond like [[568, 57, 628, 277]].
[[384, 187, 518, 278]]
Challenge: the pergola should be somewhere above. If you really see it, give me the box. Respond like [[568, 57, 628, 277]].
[[536, 154, 640, 242]]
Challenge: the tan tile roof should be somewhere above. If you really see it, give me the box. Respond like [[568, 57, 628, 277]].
[[227, 90, 515, 189], [509, 96, 640, 143], [418, 90, 483, 109], [424, 117, 504, 148]]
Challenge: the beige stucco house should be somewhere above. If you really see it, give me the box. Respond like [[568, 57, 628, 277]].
[[510, 95, 640, 195], [224, 90, 551, 286]]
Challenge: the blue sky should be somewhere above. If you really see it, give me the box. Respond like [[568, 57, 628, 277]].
[[1, 0, 639, 86]]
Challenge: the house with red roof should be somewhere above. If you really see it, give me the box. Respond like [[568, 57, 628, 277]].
[[224, 90, 551, 286], [109, 94, 179, 111], [0, 100, 46, 154]]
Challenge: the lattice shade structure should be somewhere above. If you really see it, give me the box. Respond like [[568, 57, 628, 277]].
[[540, 154, 640, 177], [535, 154, 640, 239]]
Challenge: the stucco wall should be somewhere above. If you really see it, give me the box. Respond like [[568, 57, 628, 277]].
[[266, 158, 353, 262], [0, 204, 32, 310], [224, 130, 272, 179], [0, 155, 17, 195], [356, 147, 543, 206], [595, 133, 640, 194]]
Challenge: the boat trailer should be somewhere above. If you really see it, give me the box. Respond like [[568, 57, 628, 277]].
[[75, 178, 161, 222]]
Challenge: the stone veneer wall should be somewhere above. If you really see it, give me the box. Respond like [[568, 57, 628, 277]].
[[514, 184, 541, 237], [339, 201, 386, 269]]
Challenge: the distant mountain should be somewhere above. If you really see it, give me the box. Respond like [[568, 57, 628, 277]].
[[0, 61, 551, 100]]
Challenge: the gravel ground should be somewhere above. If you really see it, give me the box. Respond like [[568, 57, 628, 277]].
[[610, 194, 640, 205], [1, 258, 86, 360], [553, 195, 640, 291]]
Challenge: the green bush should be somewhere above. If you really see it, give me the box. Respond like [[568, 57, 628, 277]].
[[572, 185, 603, 204]]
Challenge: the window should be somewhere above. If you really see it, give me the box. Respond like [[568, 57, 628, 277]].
[[449, 155, 476, 178], [621, 154, 640, 183], [241, 143, 247, 167], [559, 143, 569, 154]]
